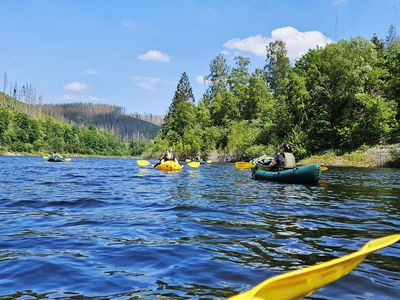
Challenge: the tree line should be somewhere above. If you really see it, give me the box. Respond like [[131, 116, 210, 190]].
[[0, 93, 128, 156], [40, 103, 161, 141], [144, 28, 400, 160]]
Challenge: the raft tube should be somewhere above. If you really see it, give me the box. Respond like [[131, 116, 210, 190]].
[[47, 156, 64, 162], [252, 164, 321, 184], [156, 161, 183, 171]]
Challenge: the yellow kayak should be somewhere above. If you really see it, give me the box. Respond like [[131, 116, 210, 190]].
[[156, 161, 183, 171]]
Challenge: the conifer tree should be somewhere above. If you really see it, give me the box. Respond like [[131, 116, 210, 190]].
[[162, 72, 195, 136]]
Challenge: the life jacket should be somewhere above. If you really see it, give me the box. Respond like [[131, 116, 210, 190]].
[[164, 152, 176, 161], [283, 152, 296, 169], [166, 152, 173, 160]]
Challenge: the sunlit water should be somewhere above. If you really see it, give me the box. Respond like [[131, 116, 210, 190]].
[[0, 156, 399, 299]]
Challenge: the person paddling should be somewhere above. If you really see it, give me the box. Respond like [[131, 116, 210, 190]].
[[154, 148, 178, 168], [50, 151, 62, 159], [269, 144, 296, 171]]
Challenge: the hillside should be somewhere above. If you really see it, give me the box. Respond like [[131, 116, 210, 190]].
[[0, 92, 129, 156], [40, 103, 161, 141]]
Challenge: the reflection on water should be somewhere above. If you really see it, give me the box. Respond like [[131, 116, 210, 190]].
[[0, 157, 399, 299]]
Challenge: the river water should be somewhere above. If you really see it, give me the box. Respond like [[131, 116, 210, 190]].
[[0, 156, 399, 299]]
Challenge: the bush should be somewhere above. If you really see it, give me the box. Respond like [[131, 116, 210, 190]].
[[244, 144, 275, 160], [388, 147, 400, 167]]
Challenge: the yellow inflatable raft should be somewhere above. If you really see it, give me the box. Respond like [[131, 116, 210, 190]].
[[156, 161, 183, 171]]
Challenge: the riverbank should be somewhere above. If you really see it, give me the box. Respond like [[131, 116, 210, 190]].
[[0, 150, 132, 159], [298, 144, 400, 168], [2, 144, 400, 168]]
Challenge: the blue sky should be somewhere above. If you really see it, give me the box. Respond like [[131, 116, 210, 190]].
[[1, 0, 399, 115]]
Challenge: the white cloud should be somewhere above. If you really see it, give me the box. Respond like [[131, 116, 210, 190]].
[[131, 76, 172, 90], [138, 50, 171, 63], [84, 69, 100, 75], [223, 26, 332, 60], [196, 75, 209, 85], [224, 35, 268, 57], [64, 82, 89, 92]]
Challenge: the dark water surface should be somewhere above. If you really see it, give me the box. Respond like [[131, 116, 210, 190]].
[[0, 156, 399, 299]]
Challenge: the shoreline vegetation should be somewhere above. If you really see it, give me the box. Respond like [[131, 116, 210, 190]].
[[1, 143, 399, 168]]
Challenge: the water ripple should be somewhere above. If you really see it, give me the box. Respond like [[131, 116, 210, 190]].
[[0, 157, 398, 299]]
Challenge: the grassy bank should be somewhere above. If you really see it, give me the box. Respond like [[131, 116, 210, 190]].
[[298, 144, 400, 168]]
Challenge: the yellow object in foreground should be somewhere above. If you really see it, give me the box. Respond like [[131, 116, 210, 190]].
[[156, 161, 183, 171], [228, 234, 400, 300], [206, 160, 212, 164]]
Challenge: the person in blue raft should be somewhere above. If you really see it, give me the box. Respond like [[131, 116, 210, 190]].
[[252, 144, 296, 171], [153, 148, 178, 168]]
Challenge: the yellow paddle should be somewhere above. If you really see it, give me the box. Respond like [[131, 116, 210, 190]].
[[320, 166, 328, 171], [64, 157, 71, 161], [187, 161, 200, 168], [137, 159, 200, 168], [137, 159, 150, 166], [228, 234, 400, 300], [235, 162, 254, 169], [42, 155, 49, 159], [185, 159, 191, 163], [206, 160, 212, 164]]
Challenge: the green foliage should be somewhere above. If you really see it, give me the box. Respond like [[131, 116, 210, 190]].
[[0, 100, 128, 156], [204, 54, 230, 103], [226, 120, 259, 156], [129, 140, 148, 156], [209, 91, 240, 126], [265, 40, 291, 96], [389, 148, 400, 167], [0, 109, 10, 144], [243, 144, 275, 161], [285, 126, 308, 159]]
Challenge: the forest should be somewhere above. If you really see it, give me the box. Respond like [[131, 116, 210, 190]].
[[40, 103, 161, 141], [0, 93, 129, 156], [144, 30, 400, 160]]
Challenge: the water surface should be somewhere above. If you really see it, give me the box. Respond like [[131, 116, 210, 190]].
[[0, 156, 399, 299]]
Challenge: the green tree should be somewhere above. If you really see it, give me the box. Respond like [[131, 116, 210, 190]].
[[209, 91, 240, 127], [204, 54, 230, 103], [228, 56, 251, 99], [264, 40, 291, 97], [0, 109, 10, 145], [162, 72, 195, 136]]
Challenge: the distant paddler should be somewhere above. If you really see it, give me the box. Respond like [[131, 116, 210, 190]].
[[153, 148, 184, 171], [45, 151, 71, 162]]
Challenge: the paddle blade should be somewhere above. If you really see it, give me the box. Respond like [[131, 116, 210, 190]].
[[185, 159, 191, 162], [235, 162, 254, 169], [187, 161, 200, 168], [43, 155, 49, 159], [206, 160, 212, 164], [320, 166, 328, 171], [228, 234, 400, 300], [64, 158, 71, 161], [137, 159, 150, 166]]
